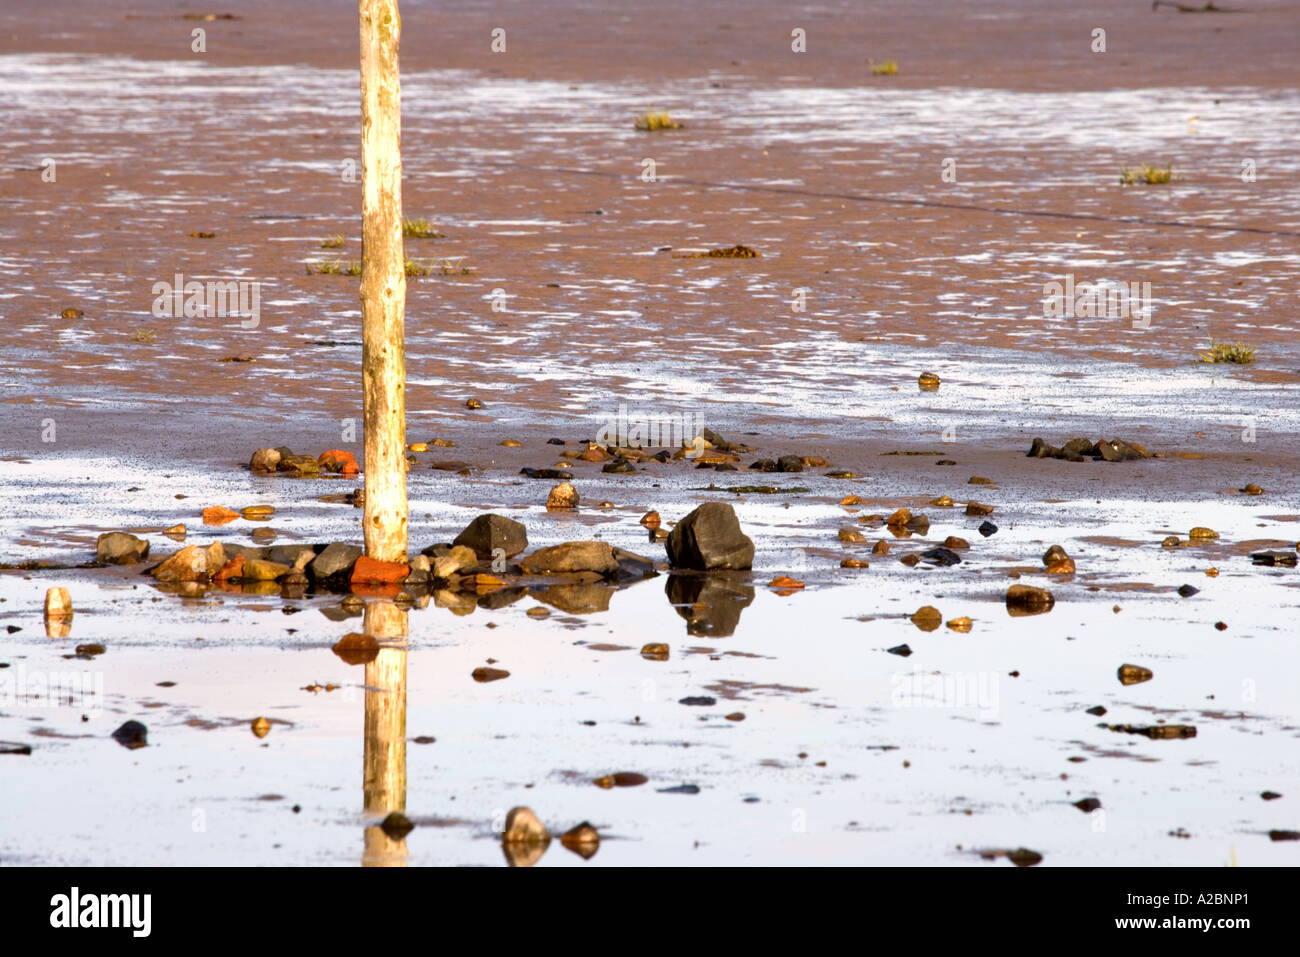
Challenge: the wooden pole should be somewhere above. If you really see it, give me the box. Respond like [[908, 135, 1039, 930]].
[[362, 601, 408, 867], [358, 0, 408, 562]]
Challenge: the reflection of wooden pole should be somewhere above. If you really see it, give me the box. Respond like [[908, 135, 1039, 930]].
[[362, 601, 408, 867], [359, 0, 408, 563]]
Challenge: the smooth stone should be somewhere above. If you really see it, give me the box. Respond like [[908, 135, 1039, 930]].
[[453, 513, 528, 559], [519, 541, 619, 576]]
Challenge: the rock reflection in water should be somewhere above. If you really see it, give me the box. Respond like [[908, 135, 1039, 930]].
[[361, 601, 409, 868], [665, 572, 755, 638]]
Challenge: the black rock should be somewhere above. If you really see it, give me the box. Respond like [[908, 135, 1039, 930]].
[[714, 463, 738, 472], [267, 544, 316, 567], [887, 644, 912, 657], [920, 547, 962, 567], [658, 784, 701, 794], [453, 513, 528, 560], [666, 502, 755, 570], [978, 521, 998, 537], [748, 459, 778, 472], [0, 741, 32, 755], [547, 438, 566, 445], [1251, 551, 1297, 567], [111, 720, 148, 750], [520, 467, 567, 479], [1062, 437, 1095, 457], [1027, 437, 1058, 459], [601, 459, 635, 474], [679, 696, 716, 706], [652, 450, 672, 463], [1177, 584, 1199, 598], [1261, 791, 1283, 801], [379, 811, 414, 840], [1085, 705, 1107, 716], [776, 455, 804, 473], [1074, 798, 1102, 813]]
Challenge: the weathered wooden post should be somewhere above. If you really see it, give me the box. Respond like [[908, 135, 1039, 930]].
[[358, 0, 407, 562]]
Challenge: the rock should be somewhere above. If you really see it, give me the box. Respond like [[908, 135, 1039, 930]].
[[202, 505, 239, 525], [44, 587, 72, 621], [1118, 663, 1153, 685], [241, 505, 274, 520], [965, 501, 994, 516], [943, 536, 969, 550], [268, 544, 316, 567], [351, 556, 410, 584], [1243, 483, 1263, 495], [1251, 550, 1297, 567], [333, 632, 379, 665], [112, 720, 148, 749], [931, 495, 954, 507], [1008, 848, 1043, 867], [152, 543, 224, 582], [379, 812, 414, 840], [96, 532, 149, 565], [749, 459, 778, 472], [308, 542, 363, 582], [1160, 535, 1181, 548], [453, 513, 528, 559], [465, 397, 484, 409], [472, 667, 510, 682], [899, 554, 921, 567], [163, 524, 186, 539], [978, 521, 998, 537], [1027, 438, 1058, 458], [251, 716, 271, 738], [213, 554, 245, 582], [561, 822, 600, 859], [886, 508, 911, 529], [769, 575, 805, 592], [594, 771, 648, 788], [1005, 584, 1054, 615], [244, 559, 291, 581], [1107, 723, 1196, 740], [277, 453, 321, 476], [602, 458, 635, 474], [679, 696, 716, 706], [1188, 526, 1218, 540], [918, 371, 941, 390], [405, 554, 430, 584], [251, 527, 276, 542], [838, 528, 867, 544], [666, 503, 755, 571], [910, 606, 942, 631], [872, 540, 890, 555], [503, 806, 549, 844], [639, 510, 662, 529], [907, 514, 930, 534], [408, 442, 429, 452], [1085, 705, 1107, 716], [776, 455, 804, 473], [841, 557, 869, 568], [1177, 584, 1199, 598], [249, 447, 281, 473], [520, 541, 619, 576], [946, 617, 972, 633], [641, 642, 669, 660], [887, 643, 912, 657], [1045, 558, 1075, 574], [1042, 544, 1070, 565], [920, 547, 961, 567], [546, 482, 579, 509], [433, 545, 478, 579]]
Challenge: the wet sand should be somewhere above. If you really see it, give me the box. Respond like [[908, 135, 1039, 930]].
[[1, 0, 1298, 865]]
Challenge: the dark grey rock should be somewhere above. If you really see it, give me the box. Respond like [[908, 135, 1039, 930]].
[[453, 513, 528, 560], [666, 502, 755, 570], [309, 542, 363, 581]]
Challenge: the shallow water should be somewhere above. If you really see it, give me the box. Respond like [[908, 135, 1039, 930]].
[[1, 5, 1299, 866]]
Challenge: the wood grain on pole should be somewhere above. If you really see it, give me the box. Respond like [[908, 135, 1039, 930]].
[[358, 0, 408, 561]]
